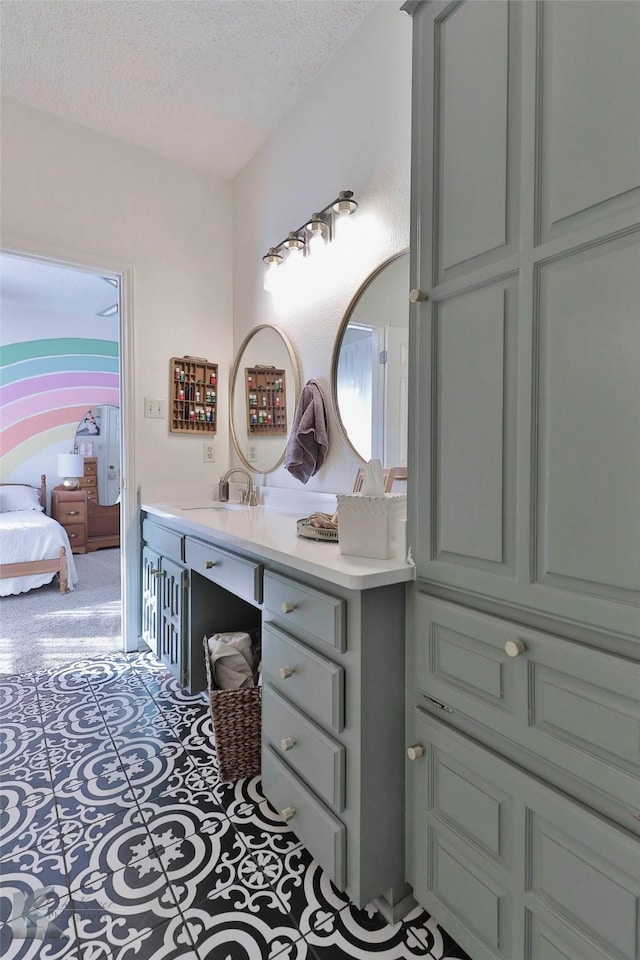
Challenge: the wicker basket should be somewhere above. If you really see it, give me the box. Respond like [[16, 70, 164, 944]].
[[203, 635, 262, 783]]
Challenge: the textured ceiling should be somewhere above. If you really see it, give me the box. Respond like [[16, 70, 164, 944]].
[[0, 254, 119, 317], [0, 0, 377, 179]]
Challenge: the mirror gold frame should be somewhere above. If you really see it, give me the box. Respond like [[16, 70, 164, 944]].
[[331, 250, 409, 465], [230, 324, 301, 473]]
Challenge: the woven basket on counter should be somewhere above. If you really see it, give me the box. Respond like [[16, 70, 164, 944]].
[[203, 636, 261, 783]]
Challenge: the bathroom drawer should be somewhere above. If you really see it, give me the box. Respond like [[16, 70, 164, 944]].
[[263, 622, 344, 733], [264, 570, 345, 653], [263, 684, 345, 811], [415, 595, 640, 815], [185, 537, 262, 605], [142, 520, 184, 564], [262, 744, 346, 890]]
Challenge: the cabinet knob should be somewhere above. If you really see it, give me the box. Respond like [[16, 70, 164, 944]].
[[68, 533, 78, 539], [281, 602, 297, 614], [279, 666, 295, 680], [504, 639, 527, 658], [205, 560, 217, 569], [280, 737, 296, 752], [281, 807, 296, 823], [66, 510, 80, 516], [409, 288, 428, 303], [407, 744, 425, 761]]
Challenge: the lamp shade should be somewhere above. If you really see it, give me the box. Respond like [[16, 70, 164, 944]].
[[57, 454, 84, 489]]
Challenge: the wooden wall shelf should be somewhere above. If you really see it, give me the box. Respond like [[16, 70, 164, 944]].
[[170, 357, 218, 434], [244, 366, 288, 435]]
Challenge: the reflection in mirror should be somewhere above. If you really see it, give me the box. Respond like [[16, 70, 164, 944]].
[[230, 326, 300, 474], [74, 403, 120, 504], [332, 251, 409, 466]]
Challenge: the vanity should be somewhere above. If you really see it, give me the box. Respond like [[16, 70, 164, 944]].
[[140, 499, 415, 920]]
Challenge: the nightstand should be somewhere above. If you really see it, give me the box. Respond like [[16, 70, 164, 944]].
[[51, 488, 88, 554]]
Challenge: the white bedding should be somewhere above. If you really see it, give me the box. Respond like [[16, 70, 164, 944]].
[[0, 510, 79, 596]]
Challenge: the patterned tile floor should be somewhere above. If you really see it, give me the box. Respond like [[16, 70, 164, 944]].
[[0, 652, 471, 960]]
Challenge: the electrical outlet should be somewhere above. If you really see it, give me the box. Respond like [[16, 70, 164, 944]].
[[144, 398, 165, 419], [203, 443, 215, 463], [247, 445, 257, 462]]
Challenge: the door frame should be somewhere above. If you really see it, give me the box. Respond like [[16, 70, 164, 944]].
[[1, 235, 138, 652]]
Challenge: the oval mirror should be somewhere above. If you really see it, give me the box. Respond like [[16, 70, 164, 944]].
[[74, 403, 120, 504], [332, 251, 409, 466], [230, 325, 301, 473]]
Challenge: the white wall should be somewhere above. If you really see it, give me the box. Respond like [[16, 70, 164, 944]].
[[233, 1, 413, 496], [0, 98, 234, 498]]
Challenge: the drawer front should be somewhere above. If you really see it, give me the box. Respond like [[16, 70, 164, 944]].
[[83, 459, 97, 476], [63, 523, 86, 549], [264, 570, 345, 653], [263, 684, 345, 811], [185, 537, 262, 605], [142, 519, 184, 564], [262, 744, 346, 890], [414, 595, 640, 814], [78, 476, 97, 490], [263, 622, 344, 733], [57, 501, 87, 524]]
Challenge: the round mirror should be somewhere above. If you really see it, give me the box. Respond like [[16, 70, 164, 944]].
[[230, 325, 300, 473], [332, 251, 409, 465], [74, 403, 120, 504]]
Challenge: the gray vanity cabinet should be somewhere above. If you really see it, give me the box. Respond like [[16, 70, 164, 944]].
[[261, 568, 411, 921], [403, 1, 640, 957]]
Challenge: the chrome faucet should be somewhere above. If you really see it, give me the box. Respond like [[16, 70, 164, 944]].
[[218, 468, 257, 505]]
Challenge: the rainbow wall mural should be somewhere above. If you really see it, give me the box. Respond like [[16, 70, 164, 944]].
[[0, 337, 119, 478]]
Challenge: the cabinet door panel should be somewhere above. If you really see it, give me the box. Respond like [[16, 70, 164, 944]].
[[539, 0, 640, 241], [534, 232, 640, 602], [435, 0, 519, 280], [435, 278, 517, 572], [159, 556, 184, 683], [141, 544, 160, 657], [409, 712, 640, 960]]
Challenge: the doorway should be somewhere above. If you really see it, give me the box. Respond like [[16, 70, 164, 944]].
[[0, 245, 135, 653]]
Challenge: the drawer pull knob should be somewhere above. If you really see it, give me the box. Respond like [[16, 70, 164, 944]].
[[407, 744, 425, 761], [409, 288, 428, 302], [281, 602, 297, 614], [504, 639, 526, 658], [281, 807, 296, 823], [205, 560, 217, 569], [66, 510, 80, 516], [279, 666, 295, 680], [68, 533, 78, 539], [280, 737, 296, 752]]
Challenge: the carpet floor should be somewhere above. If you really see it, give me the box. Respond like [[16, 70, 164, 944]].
[[0, 548, 123, 675]]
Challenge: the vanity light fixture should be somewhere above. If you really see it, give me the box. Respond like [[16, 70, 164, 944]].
[[262, 190, 357, 291]]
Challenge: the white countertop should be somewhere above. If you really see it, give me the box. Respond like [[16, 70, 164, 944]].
[[141, 500, 415, 591]]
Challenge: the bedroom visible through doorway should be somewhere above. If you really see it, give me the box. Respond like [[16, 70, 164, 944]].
[[0, 252, 125, 666]]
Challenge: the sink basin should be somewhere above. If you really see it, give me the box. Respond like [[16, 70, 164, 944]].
[[181, 503, 249, 512]]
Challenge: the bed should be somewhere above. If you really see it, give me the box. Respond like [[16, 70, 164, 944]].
[[0, 476, 79, 596]]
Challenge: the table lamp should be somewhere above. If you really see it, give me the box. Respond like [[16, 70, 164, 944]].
[[57, 453, 84, 490]]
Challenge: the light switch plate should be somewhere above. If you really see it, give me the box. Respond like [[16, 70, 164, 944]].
[[144, 398, 166, 419]]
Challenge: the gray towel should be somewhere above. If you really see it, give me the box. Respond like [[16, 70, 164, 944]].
[[284, 379, 329, 484]]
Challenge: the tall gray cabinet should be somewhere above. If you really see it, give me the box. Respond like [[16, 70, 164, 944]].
[[402, 2, 640, 959]]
